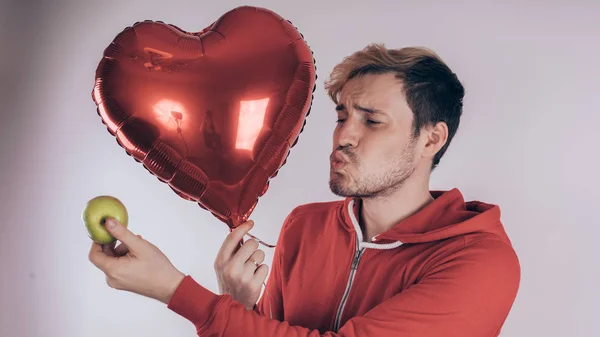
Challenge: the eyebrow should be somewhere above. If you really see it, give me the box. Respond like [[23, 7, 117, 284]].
[[335, 103, 384, 114]]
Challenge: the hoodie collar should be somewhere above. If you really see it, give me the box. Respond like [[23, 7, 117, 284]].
[[341, 188, 502, 245]]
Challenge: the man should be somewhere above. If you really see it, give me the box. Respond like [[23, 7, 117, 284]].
[[89, 43, 521, 336]]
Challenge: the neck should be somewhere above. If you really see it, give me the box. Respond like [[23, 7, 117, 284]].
[[358, 169, 434, 242]]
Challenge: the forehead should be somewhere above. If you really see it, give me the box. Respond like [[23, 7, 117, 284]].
[[338, 73, 411, 118]]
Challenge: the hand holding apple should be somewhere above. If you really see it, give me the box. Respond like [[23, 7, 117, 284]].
[[88, 217, 185, 304]]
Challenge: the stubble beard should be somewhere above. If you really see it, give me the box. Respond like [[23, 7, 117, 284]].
[[329, 142, 417, 199]]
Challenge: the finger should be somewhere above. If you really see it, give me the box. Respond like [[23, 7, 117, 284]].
[[249, 249, 265, 265], [216, 220, 254, 263], [88, 242, 113, 272], [104, 218, 142, 252], [114, 234, 142, 257], [231, 238, 260, 269], [114, 242, 129, 257], [240, 261, 259, 287], [102, 242, 116, 257], [243, 251, 266, 278], [252, 264, 269, 288], [242, 249, 265, 275]]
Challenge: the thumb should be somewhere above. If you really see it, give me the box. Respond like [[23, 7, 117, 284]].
[[233, 220, 255, 251], [104, 218, 140, 250], [219, 220, 254, 259], [233, 220, 254, 240]]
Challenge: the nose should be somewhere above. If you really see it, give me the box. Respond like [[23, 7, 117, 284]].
[[335, 118, 360, 149]]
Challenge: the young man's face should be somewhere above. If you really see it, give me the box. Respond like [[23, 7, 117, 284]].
[[329, 72, 425, 198]]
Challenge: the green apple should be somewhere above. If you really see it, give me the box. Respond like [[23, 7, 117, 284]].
[[82, 195, 128, 244]]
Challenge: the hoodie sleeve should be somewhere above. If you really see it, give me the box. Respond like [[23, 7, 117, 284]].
[[167, 236, 520, 337]]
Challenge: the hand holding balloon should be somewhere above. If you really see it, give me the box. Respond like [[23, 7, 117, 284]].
[[215, 220, 269, 310]]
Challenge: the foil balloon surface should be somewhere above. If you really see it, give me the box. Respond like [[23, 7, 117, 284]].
[[91, 6, 316, 228]]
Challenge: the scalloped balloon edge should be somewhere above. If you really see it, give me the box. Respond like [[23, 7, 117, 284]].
[[91, 8, 318, 228]]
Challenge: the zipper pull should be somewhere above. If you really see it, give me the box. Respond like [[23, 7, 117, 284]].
[[351, 249, 363, 270]]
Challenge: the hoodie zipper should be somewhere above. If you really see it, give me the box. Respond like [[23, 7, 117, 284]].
[[332, 241, 365, 332]]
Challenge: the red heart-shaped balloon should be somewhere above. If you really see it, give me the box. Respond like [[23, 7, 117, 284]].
[[91, 6, 316, 228]]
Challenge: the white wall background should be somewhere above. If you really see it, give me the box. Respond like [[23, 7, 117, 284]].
[[1, 0, 598, 336]]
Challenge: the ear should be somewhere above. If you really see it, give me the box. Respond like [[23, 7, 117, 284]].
[[422, 122, 448, 159]]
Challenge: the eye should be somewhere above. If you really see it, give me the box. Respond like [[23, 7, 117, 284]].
[[366, 120, 380, 125]]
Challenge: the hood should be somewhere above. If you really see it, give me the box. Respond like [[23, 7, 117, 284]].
[[341, 188, 509, 246]]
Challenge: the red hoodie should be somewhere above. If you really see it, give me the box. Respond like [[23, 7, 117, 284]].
[[167, 188, 521, 336]]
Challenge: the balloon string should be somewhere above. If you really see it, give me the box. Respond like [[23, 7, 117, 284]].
[[245, 232, 276, 248]]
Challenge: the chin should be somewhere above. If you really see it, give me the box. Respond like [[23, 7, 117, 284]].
[[329, 178, 351, 197], [329, 185, 347, 197]]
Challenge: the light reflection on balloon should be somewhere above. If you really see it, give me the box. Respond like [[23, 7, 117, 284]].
[[153, 99, 186, 131], [236, 98, 270, 151]]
